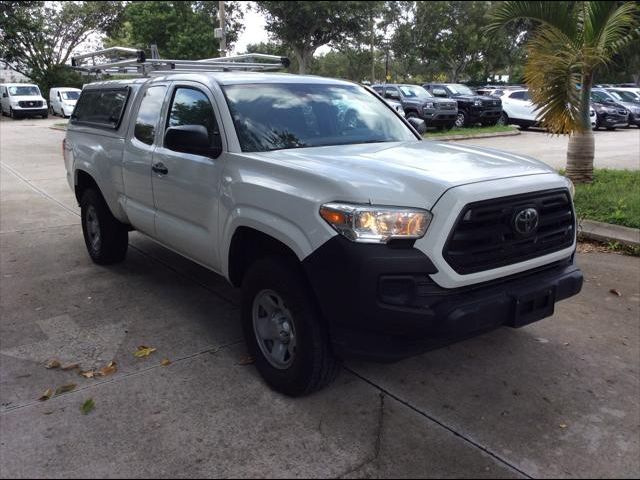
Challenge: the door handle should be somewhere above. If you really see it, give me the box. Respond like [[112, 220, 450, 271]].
[[152, 162, 168, 175]]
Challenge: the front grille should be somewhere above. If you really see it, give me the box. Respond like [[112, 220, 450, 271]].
[[18, 100, 43, 108], [482, 100, 501, 107], [440, 103, 457, 110], [443, 189, 575, 274]]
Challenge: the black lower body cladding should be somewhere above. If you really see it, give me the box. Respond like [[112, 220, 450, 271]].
[[302, 236, 583, 362]]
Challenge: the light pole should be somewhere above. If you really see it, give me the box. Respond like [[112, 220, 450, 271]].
[[219, 0, 226, 57]]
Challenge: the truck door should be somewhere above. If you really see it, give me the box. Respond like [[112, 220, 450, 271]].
[[122, 83, 169, 236], [151, 82, 226, 270]]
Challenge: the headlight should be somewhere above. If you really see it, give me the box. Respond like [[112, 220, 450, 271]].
[[474, 99, 482, 106], [423, 102, 435, 110], [320, 203, 432, 243], [566, 178, 575, 199]]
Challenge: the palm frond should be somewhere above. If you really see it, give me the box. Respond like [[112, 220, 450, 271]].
[[486, 1, 578, 41], [588, 1, 640, 62], [524, 27, 583, 134]]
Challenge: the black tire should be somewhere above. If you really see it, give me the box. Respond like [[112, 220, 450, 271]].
[[454, 110, 468, 128], [497, 112, 509, 126], [519, 124, 530, 131], [80, 188, 128, 265], [405, 110, 418, 119], [42, 114, 48, 119], [241, 256, 340, 397], [606, 126, 615, 131], [9, 107, 13, 119]]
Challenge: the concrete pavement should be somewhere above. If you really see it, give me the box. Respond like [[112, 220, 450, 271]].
[[1, 116, 639, 478], [456, 128, 640, 171]]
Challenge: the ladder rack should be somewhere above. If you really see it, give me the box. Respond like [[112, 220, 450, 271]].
[[71, 46, 290, 77]]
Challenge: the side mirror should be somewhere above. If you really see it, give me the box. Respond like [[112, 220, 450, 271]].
[[164, 125, 221, 158], [407, 116, 427, 134]]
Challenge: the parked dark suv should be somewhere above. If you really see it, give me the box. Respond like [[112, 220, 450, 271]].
[[590, 89, 630, 130], [422, 83, 502, 127], [372, 84, 457, 130]]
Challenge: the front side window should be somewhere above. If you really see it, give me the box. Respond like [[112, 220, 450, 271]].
[[8, 85, 40, 96], [223, 83, 416, 153], [613, 90, 639, 102], [134, 86, 167, 145], [167, 87, 218, 139]]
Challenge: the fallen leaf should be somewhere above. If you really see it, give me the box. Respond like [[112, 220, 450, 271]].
[[81, 399, 95, 415], [238, 355, 255, 366], [98, 363, 117, 377], [55, 384, 77, 395], [39, 388, 53, 401], [563, 342, 571, 347], [61, 363, 80, 371], [609, 288, 622, 297], [134, 346, 156, 358], [43, 411, 54, 415], [45, 360, 61, 370], [160, 359, 171, 367], [79, 370, 96, 379], [559, 423, 568, 429]]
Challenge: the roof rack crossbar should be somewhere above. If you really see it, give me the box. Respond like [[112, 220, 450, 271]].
[[71, 47, 289, 76]]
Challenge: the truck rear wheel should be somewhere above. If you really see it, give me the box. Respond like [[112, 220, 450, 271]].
[[241, 256, 340, 396], [80, 188, 128, 265]]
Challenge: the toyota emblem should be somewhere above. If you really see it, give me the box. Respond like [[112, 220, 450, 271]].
[[514, 208, 539, 236]]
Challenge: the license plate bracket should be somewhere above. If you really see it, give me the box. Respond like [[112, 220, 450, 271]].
[[510, 287, 555, 328]]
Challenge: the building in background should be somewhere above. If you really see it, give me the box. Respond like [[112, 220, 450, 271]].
[[0, 62, 30, 83]]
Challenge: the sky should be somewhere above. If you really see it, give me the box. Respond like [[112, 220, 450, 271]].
[[231, 2, 331, 56]]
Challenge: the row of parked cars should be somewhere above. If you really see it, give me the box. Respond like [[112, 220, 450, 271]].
[[0, 83, 81, 119], [479, 84, 640, 131], [372, 82, 640, 131]]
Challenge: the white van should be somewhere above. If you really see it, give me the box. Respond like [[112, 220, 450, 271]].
[[49, 87, 82, 118], [0, 83, 48, 119]]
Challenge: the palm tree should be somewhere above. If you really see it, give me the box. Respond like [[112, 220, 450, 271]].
[[487, 1, 639, 183]]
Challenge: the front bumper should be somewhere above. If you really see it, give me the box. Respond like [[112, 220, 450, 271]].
[[468, 107, 502, 122], [11, 107, 48, 118], [599, 112, 628, 127], [303, 236, 582, 362], [423, 111, 457, 126]]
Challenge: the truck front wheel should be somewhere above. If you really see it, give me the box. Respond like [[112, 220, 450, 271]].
[[80, 188, 128, 265], [241, 256, 340, 396]]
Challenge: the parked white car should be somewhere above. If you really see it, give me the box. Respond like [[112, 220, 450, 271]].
[[498, 89, 540, 129], [49, 87, 82, 118], [500, 89, 598, 130], [0, 83, 48, 119]]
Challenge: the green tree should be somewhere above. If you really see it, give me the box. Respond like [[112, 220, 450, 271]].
[[0, 1, 123, 95], [254, 1, 374, 74], [106, 1, 244, 59], [488, 1, 640, 183]]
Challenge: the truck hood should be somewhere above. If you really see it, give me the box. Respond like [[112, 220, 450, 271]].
[[254, 140, 555, 208]]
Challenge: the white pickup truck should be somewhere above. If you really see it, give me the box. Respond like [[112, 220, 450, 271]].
[[64, 72, 583, 396]]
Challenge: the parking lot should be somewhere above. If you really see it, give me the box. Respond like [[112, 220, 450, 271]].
[[1, 117, 639, 478]]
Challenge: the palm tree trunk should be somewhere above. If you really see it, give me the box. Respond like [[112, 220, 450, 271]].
[[566, 73, 595, 183]]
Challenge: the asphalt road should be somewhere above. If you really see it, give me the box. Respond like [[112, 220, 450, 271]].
[[1, 117, 639, 478], [455, 127, 640, 171]]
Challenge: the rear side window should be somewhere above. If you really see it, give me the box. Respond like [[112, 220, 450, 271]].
[[134, 86, 167, 145], [71, 88, 130, 129]]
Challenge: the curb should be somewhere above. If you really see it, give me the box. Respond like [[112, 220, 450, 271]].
[[425, 130, 521, 142], [578, 219, 640, 248], [49, 126, 67, 131]]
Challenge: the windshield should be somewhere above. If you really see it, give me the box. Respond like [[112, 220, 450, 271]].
[[613, 90, 640, 102], [398, 85, 433, 99], [447, 84, 475, 96], [606, 91, 623, 101], [61, 91, 80, 101], [223, 83, 416, 152], [8, 85, 40, 96]]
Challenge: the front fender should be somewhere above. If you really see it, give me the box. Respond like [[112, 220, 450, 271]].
[[220, 205, 330, 280]]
